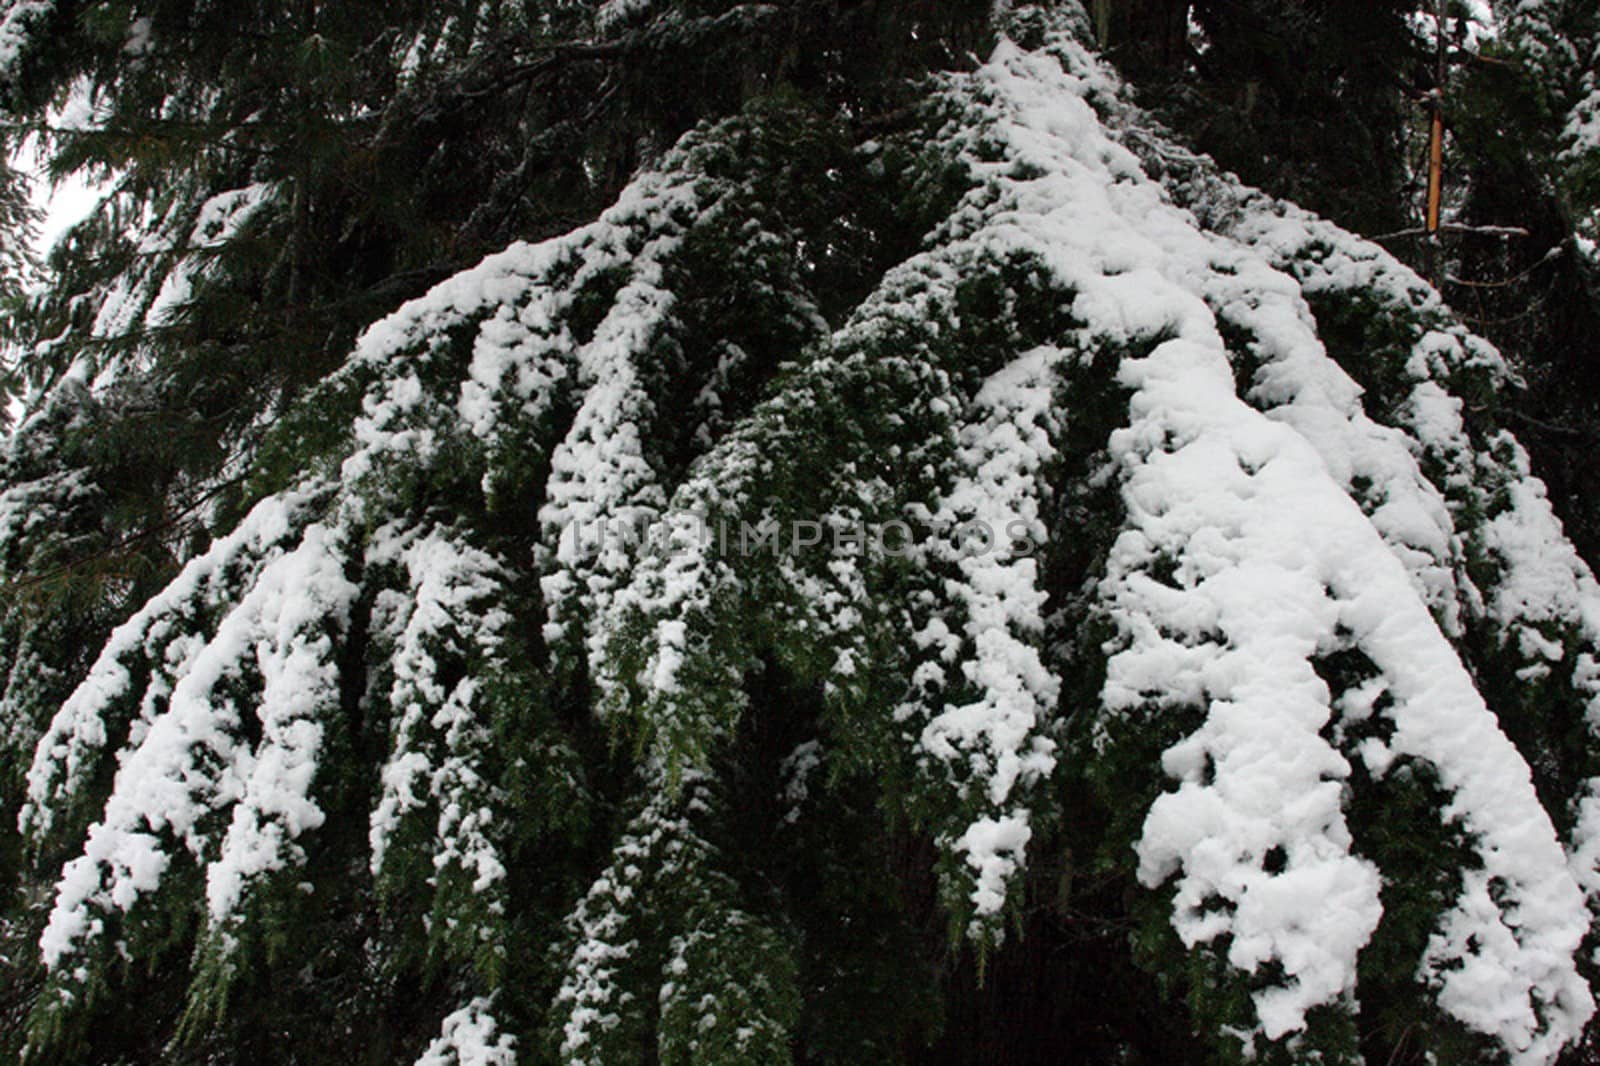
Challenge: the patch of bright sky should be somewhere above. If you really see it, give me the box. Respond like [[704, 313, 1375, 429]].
[[21, 141, 108, 258], [4, 141, 106, 426], [24, 79, 114, 258], [5, 81, 114, 428]]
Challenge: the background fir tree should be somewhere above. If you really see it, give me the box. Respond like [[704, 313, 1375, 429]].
[[3, 1, 1600, 1064]]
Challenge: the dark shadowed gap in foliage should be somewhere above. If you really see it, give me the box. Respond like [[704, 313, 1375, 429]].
[[1114, 0, 1420, 239], [1447, 55, 1600, 566], [919, 884, 1205, 1065], [724, 660, 947, 1062]]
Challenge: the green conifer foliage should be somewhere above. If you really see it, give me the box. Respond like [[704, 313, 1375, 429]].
[[5, 2, 1600, 1064]]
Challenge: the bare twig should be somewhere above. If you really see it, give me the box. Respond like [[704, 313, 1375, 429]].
[[1372, 222, 1531, 242]]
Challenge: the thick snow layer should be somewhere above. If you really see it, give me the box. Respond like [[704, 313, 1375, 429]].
[[946, 29, 1595, 1056], [37, 512, 355, 967], [1111, 338, 1386, 1040], [22, 482, 333, 839], [1177, 137, 1600, 912], [1108, 328, 1590, 1055], [415, 997, 517, 1066], [910, 347, 1062, 929]]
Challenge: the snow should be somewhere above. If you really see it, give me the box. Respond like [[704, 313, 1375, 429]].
[[930, 25, 1596, 1056], [535, 245, 677, 674], [368, 528, 512, 899], [0, 0, 51, 82], [596, 0, 654, 34], [778, 739, 822, 825], [567, 12, 1600, 992], [1109, 334, 1387, 1042], [918, 347, 1060, 812], [145, 183, 276, 327], [1107, 324, 1591, 1054], [597, 157, 1106, 938], [555, 772, 711, 1065], [906, 347, 1063, 931], [15, 4, 1600, 1058], [415, 997, 516, 1066], [336, 163, 715, 697], [6, 161, 273, 400], [204, 521, 354, 922], [22, 482, 333, 839], [954, 814, 1033, 919], [1408, 1, 1498, 52], [36, 508, 356, 967], [1506, 2, 1600, 257], [1172, 132, 1600, 921], [4, 82, 113, 423]]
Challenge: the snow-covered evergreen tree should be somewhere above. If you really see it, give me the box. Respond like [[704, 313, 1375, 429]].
[[4, 1, 1600, 1063]]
